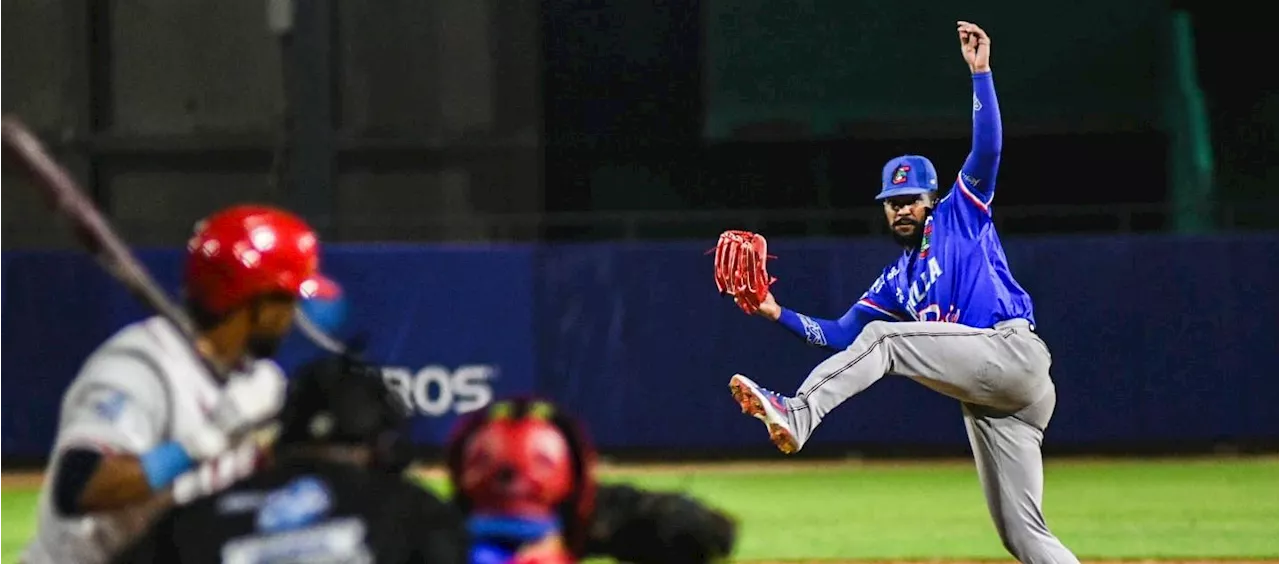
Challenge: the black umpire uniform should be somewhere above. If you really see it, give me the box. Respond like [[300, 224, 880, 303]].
[[112, 354, 469, 564]]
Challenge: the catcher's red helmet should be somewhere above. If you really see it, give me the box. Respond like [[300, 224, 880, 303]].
[[459, 414, 575, 518], [185, 205, 322, 316], [447, 398, 597, 555]]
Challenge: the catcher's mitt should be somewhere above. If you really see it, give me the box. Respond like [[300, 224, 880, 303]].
[[586, 483, 737, 564], [711, 230, 777, 315]]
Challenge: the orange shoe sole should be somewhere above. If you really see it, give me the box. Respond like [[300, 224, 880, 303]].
[[729, 377, 799, 454]]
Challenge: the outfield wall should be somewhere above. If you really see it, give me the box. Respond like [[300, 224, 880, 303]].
[[3, 234, 1276, 458]]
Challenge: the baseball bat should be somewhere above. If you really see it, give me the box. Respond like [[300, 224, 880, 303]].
[[1, 117, 228, 380]]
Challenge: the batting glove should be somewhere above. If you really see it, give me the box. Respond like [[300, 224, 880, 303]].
[[171, 438, 265, 505]]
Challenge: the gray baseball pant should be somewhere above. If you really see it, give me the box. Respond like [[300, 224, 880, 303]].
[[781, 318, 1079, 564]]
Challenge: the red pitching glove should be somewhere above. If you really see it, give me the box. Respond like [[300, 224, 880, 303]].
[[711, 230, 777, 315]]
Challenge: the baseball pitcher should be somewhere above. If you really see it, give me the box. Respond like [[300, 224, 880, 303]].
[[22, 205, 328, 564], [713, 22, 1079, 563]]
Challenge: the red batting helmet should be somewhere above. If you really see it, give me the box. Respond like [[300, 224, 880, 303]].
[[185, 205, 322, 316], [446, 398, 598, 556]]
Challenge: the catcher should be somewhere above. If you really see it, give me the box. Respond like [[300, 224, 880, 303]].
[[448, 397, 739, 564]]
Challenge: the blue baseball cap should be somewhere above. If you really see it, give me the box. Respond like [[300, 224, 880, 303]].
[[875, 155, 939, 200]]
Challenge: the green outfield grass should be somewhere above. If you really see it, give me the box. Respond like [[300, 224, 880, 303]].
[[2, 457, 1276, 563]]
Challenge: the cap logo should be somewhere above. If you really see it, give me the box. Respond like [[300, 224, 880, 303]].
[[891, 164, 911, 185]]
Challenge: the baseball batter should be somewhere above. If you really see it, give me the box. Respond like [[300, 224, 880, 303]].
[[23, 205, 327, 564], [724, 23, 1079, 563]]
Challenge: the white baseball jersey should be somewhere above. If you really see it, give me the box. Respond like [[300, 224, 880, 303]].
[[22, 315, 287, 564]]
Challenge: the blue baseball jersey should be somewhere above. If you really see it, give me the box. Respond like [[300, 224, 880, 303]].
[[779, 73, 1036, 351]]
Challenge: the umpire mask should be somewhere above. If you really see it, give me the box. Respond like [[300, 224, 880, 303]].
[[277, 352, 415, 474]]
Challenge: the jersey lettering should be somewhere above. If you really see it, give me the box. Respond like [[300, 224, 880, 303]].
[[869, 274, 886, 293], [905, 256, 944, 313], [917, 304, 962, 323]]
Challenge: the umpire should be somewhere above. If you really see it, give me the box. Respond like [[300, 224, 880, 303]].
[[111, 353, 469, 564]]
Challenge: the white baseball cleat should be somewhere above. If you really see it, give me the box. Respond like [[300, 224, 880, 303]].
[[728, 374, 799, 454]]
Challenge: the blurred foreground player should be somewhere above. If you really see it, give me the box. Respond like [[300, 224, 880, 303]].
[[715, 23, 1078, 563], [112, 353, 469, 564], [22, 205, 327, 564], [449, 398, 737, 564]]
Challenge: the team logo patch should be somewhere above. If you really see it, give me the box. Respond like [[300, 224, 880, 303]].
[[919, 220, 934, 259], [891, 165, 911, 185], [797, 314, 827, 347], [256, 476, 333, 533], [91, 389, 129, 422]]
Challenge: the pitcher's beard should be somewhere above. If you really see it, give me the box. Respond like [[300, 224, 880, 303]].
[[891, 221, 924, 249]]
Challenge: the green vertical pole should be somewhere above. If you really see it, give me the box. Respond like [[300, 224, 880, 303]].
[[270, 0, 335, 237], [1166, 10, 1215, 232]]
